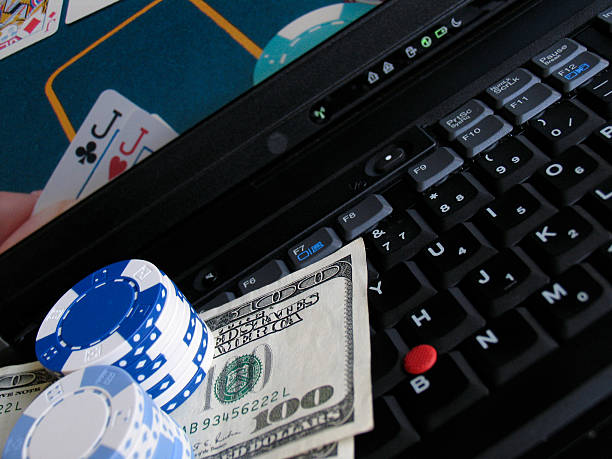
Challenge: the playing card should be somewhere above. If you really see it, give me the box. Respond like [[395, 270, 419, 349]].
[[65, 0, 121, 24], [78, 110, 178, 199], [0, 0, 63, 60], [33, 89, 142, 214]]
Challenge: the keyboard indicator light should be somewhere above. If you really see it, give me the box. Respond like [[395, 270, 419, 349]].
[[435, 26, 448, 39], [421, 35, 432, 48]]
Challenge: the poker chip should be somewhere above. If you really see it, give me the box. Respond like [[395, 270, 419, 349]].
[[35, 259, 213, 416], [2, 365, 193, 459], [253, 3, 375, 84], [35, 260, 170, 374]]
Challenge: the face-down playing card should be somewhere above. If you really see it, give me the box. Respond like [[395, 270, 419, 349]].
[[0, 0, 63, 60]]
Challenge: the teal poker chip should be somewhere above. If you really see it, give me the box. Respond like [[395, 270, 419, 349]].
[[253, 3, 375, 84]]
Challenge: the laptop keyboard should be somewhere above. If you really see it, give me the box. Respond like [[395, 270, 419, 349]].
[[189, 9, 612, 459]]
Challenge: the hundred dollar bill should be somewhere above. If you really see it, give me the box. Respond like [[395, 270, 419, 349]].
[[0, 361, 57, 449], [171, 239, 373, 458]]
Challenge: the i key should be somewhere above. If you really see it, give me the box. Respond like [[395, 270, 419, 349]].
[[528, 100, 604, 155], [521, 206, 609, 274], [529, 264, 612, 340], [474, 184, 557, 248]]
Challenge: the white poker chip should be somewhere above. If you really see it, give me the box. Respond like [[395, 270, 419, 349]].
[[2, 366, 148, 459], [35, 260, 170, 374]]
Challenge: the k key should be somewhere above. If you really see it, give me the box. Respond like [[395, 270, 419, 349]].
[[521, 206, 608, 274]]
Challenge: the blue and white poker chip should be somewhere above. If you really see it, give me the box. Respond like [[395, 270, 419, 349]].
[[2, 365, 148, 459], [253, 3, 375, 84], [35, 260, 170, 374]]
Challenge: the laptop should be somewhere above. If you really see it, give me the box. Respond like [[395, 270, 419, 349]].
[[2, 0, 612, 457]]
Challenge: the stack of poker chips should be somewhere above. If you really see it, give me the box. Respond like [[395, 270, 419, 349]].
[[2, 365, 193, 459], [34, 260, 213, 414]]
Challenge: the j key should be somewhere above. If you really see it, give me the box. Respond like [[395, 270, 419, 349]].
[[438, 99, 493, 140], [474, 135, 549, 194], [405, 147, 464, 191], [238, 259, 290, 295], [460, 248, 549, 318], [550, 51, 609, 93], [533, 145, 611, 206], [461, 308, 557, 387], [502, 83, 561, 125], [521, 206, 609, 275], [392, 351, 488, 432], [485, 68, 540, 109], [529, 264, 612, 340], [588, 241, 612, 282], [370, 329, 407, 397], [530, 38, 586, 77], [366, 209, 436, 269], [580, 69, 612, 117], [287, 227, 342, 270], [337, 194, 393, 240], [475, 184, 557, 248], [417, 223, 497, 288], [421, 172, 493, 231], [528, 100, 604, 155], [355, 396, 420, 459], [368, 261, 436, 328], [581, 176, 612, 226], [455, 115, 513, 158], [396, 289, 485, 353], [590, 122, 612, 160]]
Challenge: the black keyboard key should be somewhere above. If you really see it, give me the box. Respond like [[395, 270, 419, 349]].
[[337, 194, 393, 240], [368, 261, 436, 328], [392, 351, 488, 432], [355, 396, 420, 459], [460, 247, 549, 318], [421, 172, 493, 231], [238, 259, 290, 294], [475, 184, 557, 247], [455, 115, 513, 158], [589, 240, 612, 282], [438, 99, 493, 140], [366, 209, 436, 269], [405, 147, 464, 191], [529, 264, 612, 340], [590, 122, 612, 160], [370, 329, 407, 397], [417, 223, 497, 288], [580, 69, 612, 117], [533, 145, 610, 205], [582, 176, 612, 228], [288, 227, 343, 269], [530, 38, 586, 77], [521, 206, 609, 274], [598, 7, 612, 33], [485, 68, 540, 109], [502, 83, 561, 125], [528, 100, 604, 154], [474, 135, 549, 193], [198, 291, 236, 311], [461, 308, 557, 387], [550, 51, 609, 93], [396, 289, 485, 353]]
